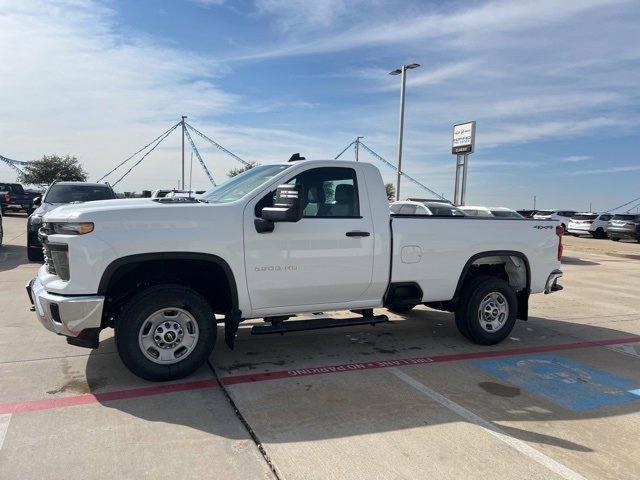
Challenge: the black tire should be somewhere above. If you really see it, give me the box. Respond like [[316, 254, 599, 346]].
[[611, 237, 620, 242], [115, 284, 217, 381], [27, 246, 43, 261], [27, 232, 43, 261], [387, 304, 416, 313], [455, 276, 517, 345]]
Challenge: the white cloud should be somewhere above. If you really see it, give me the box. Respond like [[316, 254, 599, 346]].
[[0, 0, 238, 189], [189, 0, 226, 6], [254, 0, 367, 31], [231, 0, 628, 60], [561, 155, 592, 163], [571, 165, 640, 175]]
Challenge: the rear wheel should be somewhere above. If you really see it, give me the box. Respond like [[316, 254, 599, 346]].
[[611, 237, 620, 242], [115, 284, 217, 381], [455, 276, 517, 345]]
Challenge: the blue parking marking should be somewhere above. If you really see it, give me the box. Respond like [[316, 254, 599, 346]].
[[472, 354, 640, 411]]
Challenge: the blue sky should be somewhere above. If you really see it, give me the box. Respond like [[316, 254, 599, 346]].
[[1, 0, 639, 210]]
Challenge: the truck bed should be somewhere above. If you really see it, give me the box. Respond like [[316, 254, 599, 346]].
[[390, 215, 560, 301]]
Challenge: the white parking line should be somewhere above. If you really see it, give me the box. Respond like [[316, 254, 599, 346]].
[[607, 343, 640, 359], [389, 368, 587, 480], [0, 414, 11, 450]]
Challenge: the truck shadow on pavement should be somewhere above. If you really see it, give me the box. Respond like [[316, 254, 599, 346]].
[[85, 312, 640, 454]]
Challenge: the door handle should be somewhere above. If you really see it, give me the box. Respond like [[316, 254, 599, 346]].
[[346, 231, 370, 237]]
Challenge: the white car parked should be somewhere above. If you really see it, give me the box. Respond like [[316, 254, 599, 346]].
[[390, 200, 466, 216], [459, 206, 523, 219], [533, 210, 577, 231], [567, 213, 612, 238]]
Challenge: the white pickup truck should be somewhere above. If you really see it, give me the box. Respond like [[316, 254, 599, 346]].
[[27, 160, 564, 381]]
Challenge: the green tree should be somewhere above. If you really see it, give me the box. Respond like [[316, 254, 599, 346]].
[[385, 182, 396, 201], [19, 154, 88, 184], [227, 162, 256, 178]]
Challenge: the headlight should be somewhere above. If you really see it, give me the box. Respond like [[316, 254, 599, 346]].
[[52, 222, 94, 235]]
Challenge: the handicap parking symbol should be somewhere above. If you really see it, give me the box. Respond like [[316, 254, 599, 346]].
[[472, 354, 640, 411]]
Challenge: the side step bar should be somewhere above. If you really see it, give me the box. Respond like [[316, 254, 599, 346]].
[[251, 314, 389, 335]]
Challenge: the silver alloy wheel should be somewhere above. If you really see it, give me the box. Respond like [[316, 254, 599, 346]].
[[477, 292, 509, 333], [138, 308, 200, 365]]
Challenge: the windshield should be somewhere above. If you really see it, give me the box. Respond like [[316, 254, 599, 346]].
[[491, 210, 522, 218], [612, 214, 638, 221], [424, 203, 466, 216], [573, 214, 598, 220], [44, 184, 114, 203], [199, 164, 290, 204], [535, 210, 554, 216]]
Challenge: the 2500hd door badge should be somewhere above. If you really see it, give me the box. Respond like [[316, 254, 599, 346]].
[[255, 265, 299, 272]]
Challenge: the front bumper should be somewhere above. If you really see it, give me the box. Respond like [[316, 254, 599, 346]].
[[26, 276, 104, 347], [544, 269, 563, 294]]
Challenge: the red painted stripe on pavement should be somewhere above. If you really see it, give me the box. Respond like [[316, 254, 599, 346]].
[[0, 379, 218, 414], [221, 336, 640, 385], [1, 336, 639, 414]]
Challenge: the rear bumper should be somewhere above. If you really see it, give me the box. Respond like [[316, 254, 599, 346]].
[[26, 276, 104, 347], [607, 228, 639, 239], [566, 227, 591, 235], [544, 269, 563, 294]]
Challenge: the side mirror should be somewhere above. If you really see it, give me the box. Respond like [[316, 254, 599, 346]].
[[33, 197, 42, 207], [261, 184, 304, 223]]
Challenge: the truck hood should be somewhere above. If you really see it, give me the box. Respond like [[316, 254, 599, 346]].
[[42, 198, 207, 222]]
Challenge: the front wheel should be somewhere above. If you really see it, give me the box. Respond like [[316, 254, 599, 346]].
[[455, 276, 517, 345], [611, 237, 620, 242], [115, 284, 217, 381]]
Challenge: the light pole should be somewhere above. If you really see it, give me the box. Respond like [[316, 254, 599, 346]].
[[389, 63, 420, 200]]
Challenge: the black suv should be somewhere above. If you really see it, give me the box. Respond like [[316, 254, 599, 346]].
[[607, 214, 640, 242], [27, 182, 117, 260]]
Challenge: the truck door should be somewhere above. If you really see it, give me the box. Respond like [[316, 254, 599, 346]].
[[244, 166, 375, 311]]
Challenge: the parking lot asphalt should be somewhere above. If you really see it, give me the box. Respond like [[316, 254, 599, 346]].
[[1, 213, 639, 479]]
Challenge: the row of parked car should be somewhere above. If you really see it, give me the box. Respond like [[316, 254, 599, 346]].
[[521, 209, 639, 242], [389, 201, 640, 243]]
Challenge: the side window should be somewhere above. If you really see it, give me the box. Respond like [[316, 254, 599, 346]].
[[399, 204, 417, 215], [390, 204, 402, 214], [600, 215, 612, 221], [289, 167, 360, 218], [255, 167, 360, 218]]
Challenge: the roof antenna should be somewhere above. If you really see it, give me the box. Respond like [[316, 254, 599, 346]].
[[288, 153, 306, 162]]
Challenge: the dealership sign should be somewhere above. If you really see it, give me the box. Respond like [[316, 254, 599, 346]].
[[452, 121, 476, 155]]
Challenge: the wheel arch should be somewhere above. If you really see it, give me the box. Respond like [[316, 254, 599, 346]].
[[453, 250, 531, 320], [98, 252, 239, 318]]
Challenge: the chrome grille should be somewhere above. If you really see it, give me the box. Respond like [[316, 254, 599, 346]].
[[43, 243, 57, 275]]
